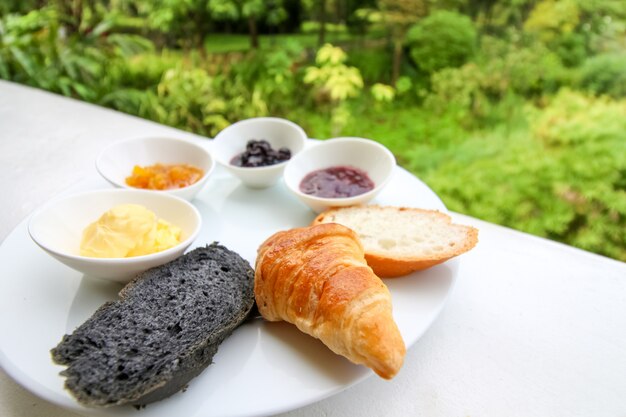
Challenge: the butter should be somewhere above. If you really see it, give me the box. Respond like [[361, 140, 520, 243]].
[[80, 204, 182, 258]]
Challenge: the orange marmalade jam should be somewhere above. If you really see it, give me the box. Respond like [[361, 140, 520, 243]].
[[125, 163, 204, 190]]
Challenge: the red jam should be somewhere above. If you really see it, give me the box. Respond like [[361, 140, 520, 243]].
[[299, 166, 375, 198]]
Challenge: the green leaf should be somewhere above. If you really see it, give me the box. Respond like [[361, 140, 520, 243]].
[[371, 83, 395, 102], [72, 82, 94, 100], [0, 54, 10, 79], [208, 0, 240, 20], [90, 19, 115, 38], [8, 46, 36, 76], [107, 34, 155, 57], [317, 44, 347, 65]]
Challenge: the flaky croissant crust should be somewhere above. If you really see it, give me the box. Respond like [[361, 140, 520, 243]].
[[255, 223, 405, 379]]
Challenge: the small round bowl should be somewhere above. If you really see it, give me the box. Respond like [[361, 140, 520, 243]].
[[212, 117, 307, 188], [28, 189, 202, 283], [96, 137, 214, 201], [283, 137, 396, 213]]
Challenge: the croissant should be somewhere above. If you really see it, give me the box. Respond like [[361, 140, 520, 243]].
[[255, 223, 406, 379]]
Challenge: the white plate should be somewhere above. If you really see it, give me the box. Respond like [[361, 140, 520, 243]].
[[0, 163, 459, 417]]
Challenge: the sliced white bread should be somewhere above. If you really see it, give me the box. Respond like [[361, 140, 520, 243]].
[[312, 205, 478, 277]]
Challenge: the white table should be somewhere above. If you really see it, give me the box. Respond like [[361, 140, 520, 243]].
[[1, 80, 625, 417]]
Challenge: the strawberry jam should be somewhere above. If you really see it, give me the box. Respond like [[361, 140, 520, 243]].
[[299, 166, 374, 198]]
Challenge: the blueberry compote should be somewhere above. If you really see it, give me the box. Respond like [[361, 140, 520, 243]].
[[230, 140, 291, 167], [299, 166, 375, 198]]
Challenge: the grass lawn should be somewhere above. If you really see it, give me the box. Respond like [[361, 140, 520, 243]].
[[203, 31, 385, 53]]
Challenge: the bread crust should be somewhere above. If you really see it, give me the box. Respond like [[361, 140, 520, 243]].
[[312, 205, 478, 277], [255, 223, 406, 379]]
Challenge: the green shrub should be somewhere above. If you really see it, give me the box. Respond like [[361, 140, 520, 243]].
[[423, 63, 487, 123], [227, 40, 304, 112], [0, 6, 153, 102], [523, 0, 580, 42], [424, 89, 626, 261], [347, 47, 391, 84], [478, 36, 567, 98], [491, 44, 566, 96], [579, 53, 626, 98], [109, 52, 180, 89], [422, 45, 564, 126], [346, 11, 371, 35], [551, 32, 588, 67], [406, 10, 477, 73]]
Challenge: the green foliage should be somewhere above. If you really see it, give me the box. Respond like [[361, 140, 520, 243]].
[[377, 0, 429, 85], [395, 76, 413, 95], [481, 39, 567, 97], [108, 52, 180, 89], [208, 0, 286, 22], [524, 0, 580, 41], [304, 97, 473, 169], [551, 32, 588, 67], [304, 44, 364, 102], [347, 47, 391, 84], [578, 53, 626, 98], [423, 63, 488, 124], [522, 0, 593, 67], [406, 10, 478, 73], [157, 67, 220, 130], [303, 44, 364, 135], [0, 0, 41, 15], [208, 0, 241, 20], [377, 0, 428, 30], [0, 6, 154, 101], [225, 40, 304, 113], [103, 64, 269, 137], [423, 90, 626, 261], [371, 83, 395, 102], [422, 37, 567, 126], [346, 8, 372, 35]]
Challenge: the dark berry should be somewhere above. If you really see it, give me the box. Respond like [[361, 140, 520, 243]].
[[230, 139, 292, 167]]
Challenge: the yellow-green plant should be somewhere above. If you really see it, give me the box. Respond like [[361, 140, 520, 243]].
[[303, 44, 364, 135], [371, 83, 395, 102], [524, 0, 580, 41], [304, 43, 364, 101]]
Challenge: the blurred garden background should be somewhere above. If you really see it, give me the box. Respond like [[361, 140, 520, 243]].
[[1, 0, 625, 261]]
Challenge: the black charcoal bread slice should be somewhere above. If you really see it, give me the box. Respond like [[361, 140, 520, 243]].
[[51, 243, 255, 408]]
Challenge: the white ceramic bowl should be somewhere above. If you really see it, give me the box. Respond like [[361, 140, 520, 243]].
[[212, 117, 307, 188], [28, 189, 202, 283], [283, 137, 396, 213], [96, 137, 214, 201]]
